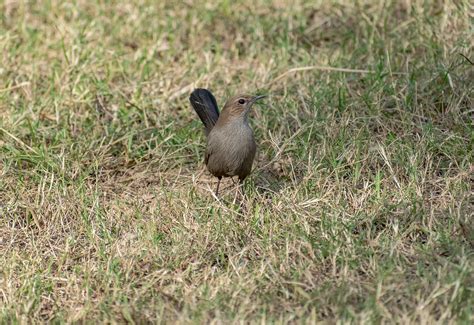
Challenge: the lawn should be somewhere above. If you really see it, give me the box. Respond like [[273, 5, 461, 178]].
[[0, 0, 473, 323]]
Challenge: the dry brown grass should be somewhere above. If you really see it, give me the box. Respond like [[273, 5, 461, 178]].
[[1, 0, 473, 323]]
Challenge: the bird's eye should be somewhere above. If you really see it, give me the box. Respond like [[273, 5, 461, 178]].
[[238, 99, 246, 105]]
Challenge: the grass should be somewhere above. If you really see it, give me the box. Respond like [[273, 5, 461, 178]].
[[0, 0, 473, 323]]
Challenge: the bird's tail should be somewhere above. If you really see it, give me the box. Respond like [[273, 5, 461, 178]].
[[189, 88, 219, 135]]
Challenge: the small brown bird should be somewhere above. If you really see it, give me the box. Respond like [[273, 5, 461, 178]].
[[189, 88, 266, 196]]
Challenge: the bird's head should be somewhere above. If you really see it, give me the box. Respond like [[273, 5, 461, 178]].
[[222, 94, 267, 119]]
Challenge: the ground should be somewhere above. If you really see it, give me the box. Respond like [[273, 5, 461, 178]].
[[0, 0, 473, 323]]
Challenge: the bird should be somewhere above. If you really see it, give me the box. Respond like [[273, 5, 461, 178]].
[[189, 88, 266, 196]]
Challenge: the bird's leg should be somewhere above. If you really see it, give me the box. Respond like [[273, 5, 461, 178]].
[[215, 177, 222, 196]]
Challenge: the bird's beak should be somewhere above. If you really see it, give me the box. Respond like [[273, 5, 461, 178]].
[[250, 95, 267, 105]]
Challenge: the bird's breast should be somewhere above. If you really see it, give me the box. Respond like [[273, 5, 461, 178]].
[[206, 121, 256, 177], [210, 121, 255, 152]]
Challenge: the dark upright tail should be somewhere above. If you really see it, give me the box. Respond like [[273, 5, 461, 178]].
[[189, 88, 220, 136]]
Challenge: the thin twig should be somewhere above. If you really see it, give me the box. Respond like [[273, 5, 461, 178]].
[[0, 127, 38, 154], [267, 65, 407, 86], [459, 53, 474, 66], [0, 82, 31, 93]]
